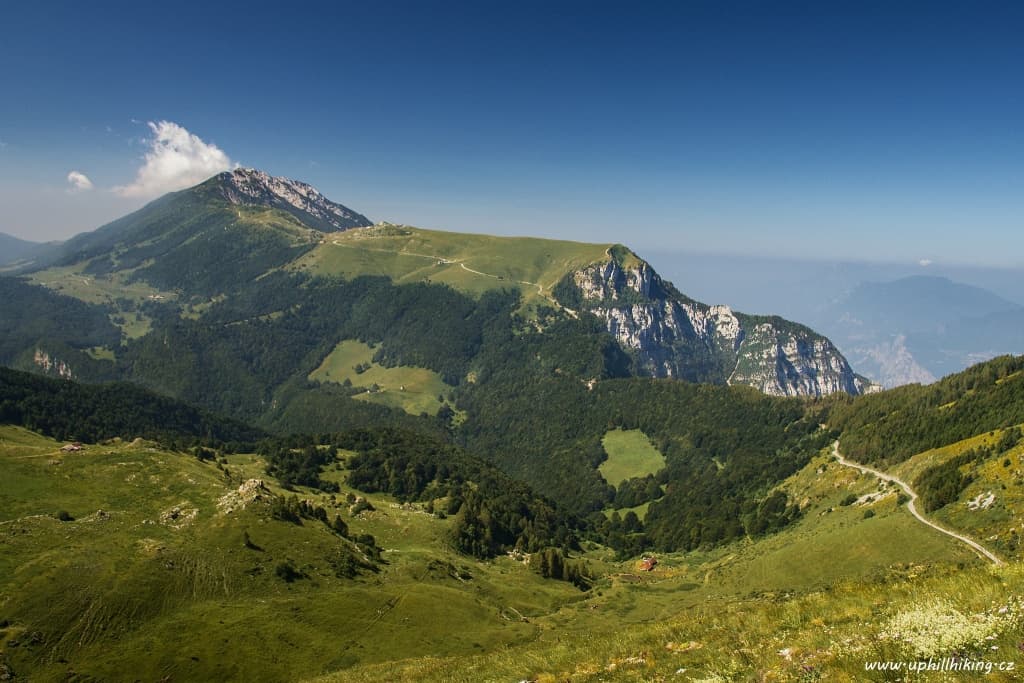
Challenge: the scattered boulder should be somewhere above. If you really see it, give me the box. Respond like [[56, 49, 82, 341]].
[[967, 491, 996, 511], [217, 479, 271, 515], [349, 496, 375, 517], [159, 504, 198, 528]]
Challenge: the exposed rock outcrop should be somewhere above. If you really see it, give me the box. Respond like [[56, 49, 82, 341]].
[[560, 248, 870, 396], [33, 348, 73, 380], [215, 168, 372, 232], [217, 479, 271, 515]]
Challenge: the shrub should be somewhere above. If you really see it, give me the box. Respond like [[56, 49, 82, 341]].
[[275, 561, 303, 583]]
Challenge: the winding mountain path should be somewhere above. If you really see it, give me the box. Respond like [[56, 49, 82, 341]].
[[329, 238, 572, 311], [831, 441, 1003, 566]]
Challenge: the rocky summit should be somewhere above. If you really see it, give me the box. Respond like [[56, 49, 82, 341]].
[[215, 167, 373, 232]]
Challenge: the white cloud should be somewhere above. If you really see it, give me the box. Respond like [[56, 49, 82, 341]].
[[113, 121, 234, 198], [66, 170, 94, 192], [919, 259, 933, 267]]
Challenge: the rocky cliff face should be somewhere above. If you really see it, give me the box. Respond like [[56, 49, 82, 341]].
[[33, 348, 74, 380], [215, 168, 372, 232], [562, 249, 870, 396]]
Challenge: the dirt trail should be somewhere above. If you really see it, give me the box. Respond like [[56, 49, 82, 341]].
[[330, 239, 569, 311], [832, 441, 1002, 565]]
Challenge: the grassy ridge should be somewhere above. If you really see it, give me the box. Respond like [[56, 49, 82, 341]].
[[292, 224, 612, 306]]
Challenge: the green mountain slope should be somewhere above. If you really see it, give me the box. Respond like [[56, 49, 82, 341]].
[[829, 354, 1024, 467], [5, 412, 1016, 683], [293, 222, 612, 309], [0, 426, 585, 682], [0, 232, 60, 269], [17, 169, 865, 400], [0, 366, 264, 445]]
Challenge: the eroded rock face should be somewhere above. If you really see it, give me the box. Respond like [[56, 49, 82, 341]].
[[33, 348, 73, 380], [565, 253, 868, 396], [216, 168, 372, 232], [728, 323, 868, 397], [217, 479, 271, 515]]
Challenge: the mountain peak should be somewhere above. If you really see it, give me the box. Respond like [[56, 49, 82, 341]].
[[213, 167, 373, 232]]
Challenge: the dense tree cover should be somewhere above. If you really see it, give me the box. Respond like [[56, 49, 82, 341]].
[[5, 254, 835, 558], [261, 442, 340, 491], [529, 547, 591, 589], [0, 277, 120, 381], [914, 447, 987, 513], [457, 329, 826, 550], [115, 273, 518, 422], [335, 428, 578, 558], [0, 366, 264, 446], [612, 474, 664, 509], [830, 355, 1024, 467]]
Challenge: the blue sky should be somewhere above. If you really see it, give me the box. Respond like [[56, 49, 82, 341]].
[[1, 1, 1022, 266]]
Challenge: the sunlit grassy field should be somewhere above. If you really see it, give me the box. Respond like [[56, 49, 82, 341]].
[[599, 429, 667, 486], [308, 339, 453, 416], [291, 224, 613, 308]]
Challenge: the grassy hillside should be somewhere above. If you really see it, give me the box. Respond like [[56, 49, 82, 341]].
[[307, 443, 1014, 682], [829, 354, 1024, 467], [291, 224, 612, 308], [6, 427, 1011, 682], [0, 426, 584, 682], [311, 562, 1024, 682], [891, 425, 1024, 560]]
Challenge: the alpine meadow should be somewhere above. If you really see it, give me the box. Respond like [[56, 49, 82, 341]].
[[3, 4, 1024, 681]]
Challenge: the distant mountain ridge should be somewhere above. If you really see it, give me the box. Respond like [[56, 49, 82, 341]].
[[811, 275, 1024, 387], [0, 232, 61, 267]]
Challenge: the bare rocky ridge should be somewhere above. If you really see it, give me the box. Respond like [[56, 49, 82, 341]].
[[567, 252, 872, 397], [216, 168, 373, 232]]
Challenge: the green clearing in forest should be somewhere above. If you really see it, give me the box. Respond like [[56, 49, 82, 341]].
[[599, 429, 666, 486], [309, 339, 453, 416]]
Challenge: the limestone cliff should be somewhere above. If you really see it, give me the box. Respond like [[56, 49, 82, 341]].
[[557, 247, 870, 396]]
